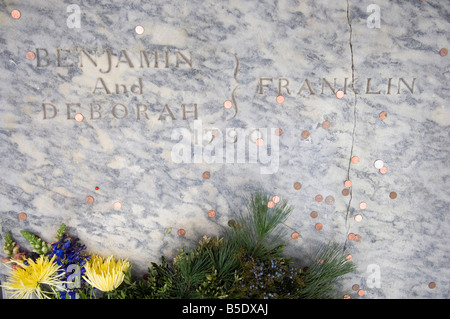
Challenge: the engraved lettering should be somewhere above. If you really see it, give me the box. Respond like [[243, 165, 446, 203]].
[[259, 77, 273, 94], [182, 104, 198, 120], [90, 103, 102, 120], [397, 78, 416, 94], [116, 50, 134, 68], [131, 78, 143, 94], [92, 77, 111, 94], [79, 49, 98, 68], [366, 78, 381, 94], [112, 103, 128, 119], [36, 48, 50, 67], [100, 49, 112, 74], [57, 49, 74, 67], [321, 78, 336, 94], [158, 104, 176, 121], [136, 104, 149, 120], [175, 51, 193, 68], [344, 77, 358, 94], [278, 78, 291, 95], [42, 103, 57, 119], [297, 79, 315, 95], [66, 103, 80, 120]]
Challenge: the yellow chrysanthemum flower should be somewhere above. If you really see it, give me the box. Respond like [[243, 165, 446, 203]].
[[1, 255, 65, 299], [83, 254, 130, 292]]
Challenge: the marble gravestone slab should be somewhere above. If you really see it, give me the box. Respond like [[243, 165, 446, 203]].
[[0, 0, 449, 299]]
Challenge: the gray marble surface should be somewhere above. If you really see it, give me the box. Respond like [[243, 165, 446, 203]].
[[0, 0, 449, 299]]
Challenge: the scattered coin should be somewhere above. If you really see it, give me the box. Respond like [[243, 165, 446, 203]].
[[343, 294, 351, 299], [344, 180, 352, 187], [267, 200, 274, 208], [113, 201, 122, 210], [18, 212, 27, 220], [379, 166, 388, 174], [352, 284, 360, 291], [301, 130, 310, 139], [354, 234, 361, 242], [86, 196, 94, 204], [315, 194, 323, 202], [26, 51, 35, 60], [351, 156, 359, 164], [208, 210, 216, 218], [336, 90, 345, 99], [135, 25, 144, 34], [275, 128, 283, 136], [256, 138, 264, 146], [322, 121, 331, 129], [389, 192, 397, 199], [440, 48, 448, 57], [294, 182, 302, 190], [310, 211, 318, 218], [228, 220, 236, 227], [342, 188, 350, 196], [74, 113, 84, 122], [379, 111, 388, 120], [348, 233, 356, 240], [315, 223, 323, 231], [202, 171, 210, 179], [11, 9, 21, 19], [357, 289, 366, 296], [272, 195, 280, 203], [177, 229, 186, 237], [428, 282, 436, 289], [223, 100, 232, 109], [325, 195, 335, 205], [345, 254, 352, 261], [291, 232, 299, 239], [354, 214, 363, 222], [359, 202, 367, 210], [374, 159, 384, 169], [276, 95, 285, 104]]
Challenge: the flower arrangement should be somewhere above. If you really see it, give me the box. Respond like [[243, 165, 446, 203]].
[[1, 191, 355, 299]]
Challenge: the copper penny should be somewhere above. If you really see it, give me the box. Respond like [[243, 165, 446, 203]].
[[113, 201, 122, 210], [348, 233, 356, 240], [202, 171, 210, 179], [267, 200, 274, 208], [75, 113, 84, 122], [272, 195, 280, 203], [86, 196, 95, 204], [352, 284, 360, 291], [428, 282, 436, 289], [322, 121, 331, 130], [18, 212, 27, 220], [291, 232, 299, 239], [354, 214, 363, 222], [379, 111, 387, 120], [26, 51, 35, 60], [177, 229, 186, 237], [11, 9, 21, 19], [315, 223, 323, 231], [354, 234, 361, 242], [336, 90, 345, 99], [310, 211, 318, 218], [208, 210, 216, 218], [390, 192, 397, 199], [135, 25, 144, 34], [343, 294, 351, 299], [275, 128, 283, 136], [342, 188, 350, 196], [379, 166, 388, 174], [344, 180, 352, 187], [276, 95, 285, 104], [351, 156, 359, 164], [440, 48, 448, 57], [301, 130, 310, 139], [345, 254, 352, 261], [315, 194, 323, 202], [224, 100, 232, 109], [294, 182, 302, 190], [357, 289, 365, 296], [228, 219, 236, 227], [359, 202, 367, 210], [325, 195, 335, 205], [256, 138, 264, 146]]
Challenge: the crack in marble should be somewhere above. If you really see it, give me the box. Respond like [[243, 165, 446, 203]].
[[344, 0, 358, 250]]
